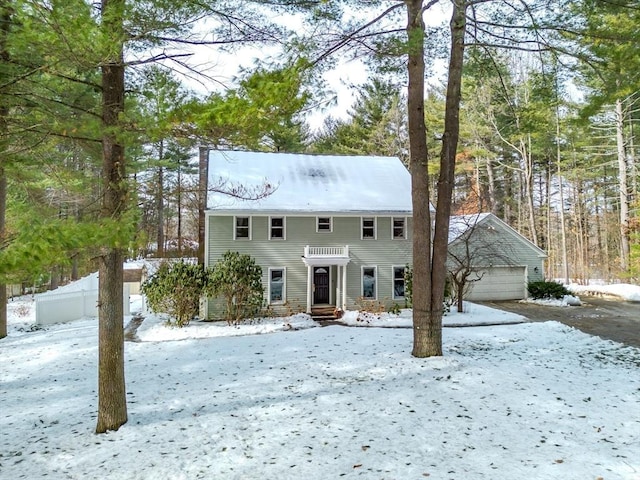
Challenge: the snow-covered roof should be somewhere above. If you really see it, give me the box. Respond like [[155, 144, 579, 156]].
[[447, 213, 491, 243], [448, 213, 547, 256], [206, 150, 412, 214]]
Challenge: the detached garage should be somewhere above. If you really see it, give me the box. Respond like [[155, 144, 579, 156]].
[[447, 214, 547, 302]]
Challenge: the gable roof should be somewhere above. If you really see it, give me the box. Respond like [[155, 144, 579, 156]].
[[448, 213, 491, 243], [448, 213, 547, 257], [206, 150, 412, 214]]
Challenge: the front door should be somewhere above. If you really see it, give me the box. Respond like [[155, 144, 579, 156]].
[[313, 267, 330, 304]]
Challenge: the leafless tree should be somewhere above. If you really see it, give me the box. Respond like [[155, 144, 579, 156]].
[[447, 214, 514, 312]]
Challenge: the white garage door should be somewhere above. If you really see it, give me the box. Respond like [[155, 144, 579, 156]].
[[464, 266, 527, 301]]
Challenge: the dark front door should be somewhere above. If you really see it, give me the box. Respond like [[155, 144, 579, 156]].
[[313, 267, 330, 304]]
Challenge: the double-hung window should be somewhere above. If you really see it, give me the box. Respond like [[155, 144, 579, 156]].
[[362, 266, 377, 299], [392, 217, 406, 239], [393, 266, 406, 299], [317, 217, 332, 233], [269, 268, 285, 303], [270, 217, 285, 240], [362, 217, 376, 239], [234, 216, 250, 240]]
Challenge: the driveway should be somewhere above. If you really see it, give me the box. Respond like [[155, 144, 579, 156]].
[[478, 296, 640, 348]]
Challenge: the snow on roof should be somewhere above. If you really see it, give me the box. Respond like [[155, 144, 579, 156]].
[[206, 150, 412, 214], [448, 213, 546, 256], [447, 213, 491, 243]]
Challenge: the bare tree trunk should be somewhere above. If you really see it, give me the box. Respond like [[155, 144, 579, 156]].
[[406, 0, 433, 357], [410, 0, 467, 358], [615, 98, 629, 272], [557, 120, 569, 283], [0, 0, 11, 339], [156, 140, 164, 257], [600, 189, 611, 280], [177, 166, 182, 255], [428, 0, 466, 355], [503, 159, 513, 223], [50, 266, 59, 290], [486, 157, 497, 214], [456, 280, 464, 313], [71, 253, 79, 281], [524, 135, 538, 245], [629, 119, 637, 199], [0, 166, 6, 339], [558, 169, 569, 283], [574, 180, 587, 282], [544, 162, 552, 276], [96, 0, 127, 434], [197, 146, 209, 265]]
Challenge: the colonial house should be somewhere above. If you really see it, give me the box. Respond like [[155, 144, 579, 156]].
[[202, 150, 546, 319], [203, 150, 413, 318]]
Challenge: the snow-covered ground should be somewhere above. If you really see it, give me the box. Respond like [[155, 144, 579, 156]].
[[567, 282, 640, 302], [2, 290, 639, 479]]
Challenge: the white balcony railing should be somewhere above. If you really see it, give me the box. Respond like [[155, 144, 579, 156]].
[[304, 245, 349, 258]]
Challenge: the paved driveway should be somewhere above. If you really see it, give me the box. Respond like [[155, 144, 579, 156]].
[[479, 296, 640, 348]]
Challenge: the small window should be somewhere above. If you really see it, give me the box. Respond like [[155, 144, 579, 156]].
[[362, 266, 377, 299], [393, 217, 406, 239], [235, 216, 250, 240], [269, 268, 285, 303], [362, 217, 376, 239], [393, 266, 406, 299], [317, 217, 332, 232], [270, 217, 285, 240]]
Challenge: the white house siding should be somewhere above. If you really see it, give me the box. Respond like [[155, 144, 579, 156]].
[[205, 214, 413, 319]]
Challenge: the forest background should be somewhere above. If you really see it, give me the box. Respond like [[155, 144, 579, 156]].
[[0, 0, 638, 430]]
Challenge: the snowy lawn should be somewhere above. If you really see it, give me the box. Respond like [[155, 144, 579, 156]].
[[567, 282, 640, 302], [1, 296, 639, 479]]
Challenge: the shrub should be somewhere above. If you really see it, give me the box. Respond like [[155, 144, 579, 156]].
[[141, 261, 210, 327], [208, 251, 263, 324], [527, 280, 570, 300]]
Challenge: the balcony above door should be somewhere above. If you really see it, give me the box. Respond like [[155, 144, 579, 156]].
[[302, 245, 350, 266]]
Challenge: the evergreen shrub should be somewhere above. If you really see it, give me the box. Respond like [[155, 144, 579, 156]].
[[527, 280, 570, 300], [209, 251, 263, 324], [141, 261, 210, 327]]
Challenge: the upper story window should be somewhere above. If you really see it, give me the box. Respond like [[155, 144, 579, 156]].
[[317, 216, 332, 233], [270, 217, 285, 240], [393, 217, 406, 239], [234, 216, 251, 240], [362, 217, 376, 239]]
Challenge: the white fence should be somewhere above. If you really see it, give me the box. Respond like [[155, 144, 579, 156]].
[[36, 281, 130, 326]]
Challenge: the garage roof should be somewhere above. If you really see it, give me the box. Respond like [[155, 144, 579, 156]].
[[449, 213, 546, 256]]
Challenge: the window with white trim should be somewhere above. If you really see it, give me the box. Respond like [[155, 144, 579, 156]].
[[362, 217, 376, 239], [269, 268, 285, 303], [393, 266, 406, 299], [234, 216, 250, 240], [270, 217, 285, 240], [392, 217, 406, 239], [362, 266, 377, 299], [317, 216, 332, 232]]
